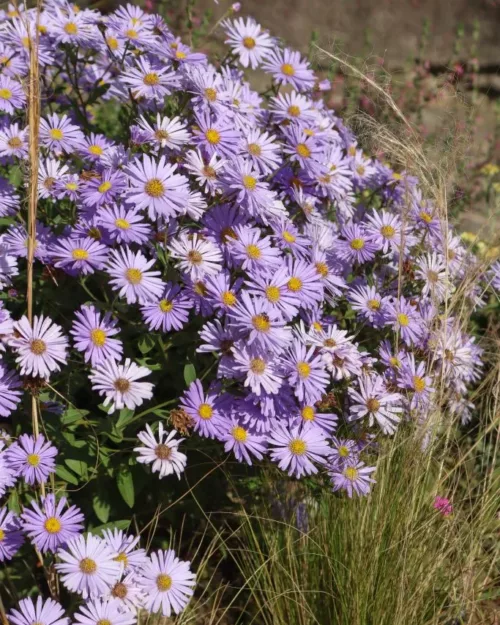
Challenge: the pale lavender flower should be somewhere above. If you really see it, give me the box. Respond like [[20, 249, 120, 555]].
[[97, 206, 152, 245], [268, 424, 330, 478], [9, 597, 68, 625], [261, 48, 315, 91], [168, 233, 223, 280], [107, 247, 164, 304], [102, 528, 148, 574], [283, 341, 329, 405], [73, 598, 136, 625], [385, 296, 423, 346], [222, 17, 274, 68], [71, 305, 123, 367], [180, 379, 225, 439], [0, 508, 24, 561], [137, 114, 191, 150], [134, 423, 187, 479], [231, 341, 283, 396], [6, 434, 57, 485], [330, 459, 376, 497], [141, 283, 191, 332], [50, 237, 109, 276], [0, 75, 26, 114], [219, 418, 267, 465], [40, 113, 85, 153], [90, 358, 153, 414], [0, 364, 22, 417], [349, 374, 402, 435]]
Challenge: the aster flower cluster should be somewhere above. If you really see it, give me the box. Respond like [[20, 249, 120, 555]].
[[0, 0, 495, 617]]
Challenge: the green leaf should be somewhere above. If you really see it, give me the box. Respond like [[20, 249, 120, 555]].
[[90, 519, 131, 535], [115, 408, 135, 431], [55, 464, 79, 486], [116, 469, 134, 508], [7, 489, 21, 514], [183, 363, 197, 386], [138, 334, 155, 355], [61, 407, 89, 425], [92, 495, 110, 524], [65, 458, 88, 479]]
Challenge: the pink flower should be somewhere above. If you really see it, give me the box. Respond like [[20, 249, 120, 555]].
[[433, 496, 453, 517]]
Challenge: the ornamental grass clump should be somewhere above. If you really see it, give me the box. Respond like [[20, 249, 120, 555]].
[[0, 0, 497, 622]]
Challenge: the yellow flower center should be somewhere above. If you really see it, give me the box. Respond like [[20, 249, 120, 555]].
[[125, 267, 142, 285], [115, 218, 130, 230], [187, 250, 203, 265], [49, 128, 64, 141], [287, 277, 302, 292], [143, 72, 160, 86], [198, 403, 213, 420], [356, 165, 365, 176], [232, 426, 248, 442], [380, 225, 395, 238], [91, 328, 106, 347], [159, 299, 174, 313], [156, 574, 172, 591], [107, 37, 119, 50], [344, 467, 359, 481], [204, 87, 217, 102], [301, 406, 315, 421], [389, 357, 400, 367], [79, 558, 97, 574], [202, 165, 216, 178], [281, 63, 295, 76], [246, 244, 261, 260], [296, 143, 311, 158], [338, 445, 350, 458], [287, 105, 300, 117], [154, 444, 172, 460], [222, 291, 237, 307], [413, 376, 426, 393], [72, 248, 89, 260], [289, 439, 307, 455], [205, 129, 221, 145], [397, 313, 409, 327], [44, 517, 62, 534], [8, 137, 22, 149], [419, 211, 433, 223], [350, 238, 365, 250], [30, 339, 47, 355], [252, 314, 270, 333], [315, 262, 329, 278], [155, 129, 170, 141], [265, 285, 280, 303], [367, 299, 380, 310], [250, 358, 266, 374], [175, 50, 187, 59], [145, 178, 164, 198], [0, 529, 4, 541], [114, 378, 131, 393], [98, 181, 112, 193], [297, 362, 311, 378], [243, 36, 256, 49], [97, 620, 111, 625], [243, 175, 257, 190], [66, 182, 78, 191], [282, 231, 296, 243], [88, 144, 103, 155], [366, 398, 380, 412], [27, 453, 40, 466], [64, 22, 78, 35], [247, 142, 261, 156]]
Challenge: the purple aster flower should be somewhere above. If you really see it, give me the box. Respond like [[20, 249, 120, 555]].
[[205, 271, 242, 312], [0, 364, 22, 417], [222, 17, 274, 68], [10, 315, 68, 379], [0, 122, 28, 159], [180, 379, 226, 439], [136, 549, 196, 617], [415, 252, 449, 301], [4, 221, 54, 262], [262, 47, 315, 91], [246, 266, 300, 320], [219, 418, 267, 465], [50, 237, 108, 276], [337, 223, 380, 264], [309, 248, 346, 300], [38, 158, 70, 199], [0, 443, 16, 497], [192, 111, 240, 158], [126, 154, 189, 221], [0, 508, 24, 561], [230, 225, 282, 272], [239, 128, 281, 175], [168, 233, 223, 280], [269, 424, 330, 478], [184, 149, 226, 195], [270, 90, 316, 124], [348, 284, 387, 326], [71, 305, 123, 367], [348, 374, 402, 435], [122, 57, 178, 101], [329, 436, 358, 466], [221, 158, 276, 220], [107, 247, 164, 304], [21, 494, 84, 553], [79, 133, 114, 163], [73, 598, 136, 625], [97, 206, 152, 245], [141, 283, 191, 332], [49, 8, 96, 45], [365, 210, 404, 254], [134, 422, 187, 480], [137, 113, 191, 150], [81, 170, 127, 209], [231, 341, 283, 396], [229, 292, 292, 353], [9, 598, 68, 625], [102, 528, 147, 574], [0, 75, 25, 114], [6, 434, 57, 485], [285, 257, 324, 309], [282, 125, 322, 170], [283, 340, 329, 405], [385, 296, 423, 346], [289, 404, 338, 434], [40, 113, 85, 153], [330, 459, 376, 497], [397, 354, 434, 409], [54, 174, 82, 202], [186, 64, 231, 113], [56, 533, 122, 599], [90, 358, 154, 414], [270, 219, 309, 258]]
